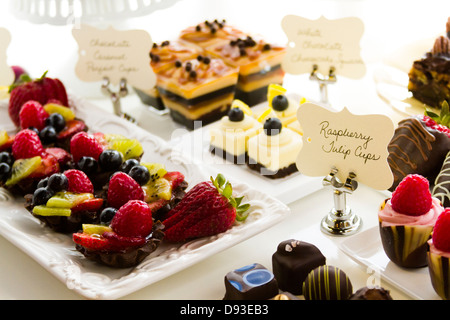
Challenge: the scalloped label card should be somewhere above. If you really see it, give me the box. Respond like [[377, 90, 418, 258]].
[[296, 102, 394, 190], [72, 24, 156, 91], [281, 15, 366, 79], [0, 28, 14, 86]]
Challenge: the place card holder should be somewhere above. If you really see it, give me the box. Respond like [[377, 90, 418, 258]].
[[320, 166, 362, 236], [309, 64, 336, 106], [101, 77, 137, 124]]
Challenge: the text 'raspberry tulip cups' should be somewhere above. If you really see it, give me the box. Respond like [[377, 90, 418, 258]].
[[378, 174, 444, 268]]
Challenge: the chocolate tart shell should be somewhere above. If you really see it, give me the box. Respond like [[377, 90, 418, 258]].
[[379, 221, 432, 268], [427, 251, 450, 300], [75, 221, 165, 268]]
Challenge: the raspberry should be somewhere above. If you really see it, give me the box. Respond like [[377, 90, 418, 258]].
[[391, 174, 432, 216], [432, 208, 450, 252], [107, 172, 145, 209], [19, 100, 49, 130], [70, 132, 105, 163], [110, 200, 153, 237], [63, 169, 94, 194], [11, 129, 44, 159]]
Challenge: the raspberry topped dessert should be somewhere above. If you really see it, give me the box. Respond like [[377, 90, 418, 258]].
[[408, 19, 450, 109], [378, 174, 444, 268], [387, 104, 450, 191], [427, 208, 450, 299]]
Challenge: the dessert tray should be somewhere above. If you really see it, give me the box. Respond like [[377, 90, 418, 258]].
[[339, 226, 440, 300], [0, 94, 291, 299], [169, 94, 324, 205]]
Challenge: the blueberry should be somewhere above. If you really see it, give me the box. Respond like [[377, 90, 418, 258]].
[[98, 149, 123, 171], [263, 118, 282, 136], [39, 126, 57, 144], [0, 163, 11, 182], [228, 107, 244, 122], [128, 165, 150, 185], [37, 177, 49, 189], [271, 95, 289, 111], [0, 151, 14, 166], [47, 173, 69, 192], [78, 156, 98, 174], [32, 187, 54, 206], [28, 127, 40, 135], [119, 158, 140, 174], [45, 113, 66, 132], [99, 207, 117, 225]]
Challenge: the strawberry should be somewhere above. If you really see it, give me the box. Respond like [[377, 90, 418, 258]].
[[70, 131, 105, 163], [63, 169, 94, 194], [19, 100, 49, 130], [110, 200, 153, 237], [391, 174, 432, 216], [11, 129, 44, 159], [432, 208, 450, 252], [164, 171, 185, 190], [57, 119, 87, 141], [71, 197, 104, 213], [44, 147, 71, 165], [163, 174, 250, 242], [8, 71, 68, 127], [73, 232, 112, 251], [107, 172, 145, 209], [102, 231, 147, 249], [27, 153, 60, 179]]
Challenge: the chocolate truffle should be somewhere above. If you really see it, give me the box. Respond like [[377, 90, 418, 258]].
[[433, 150, 450, 207], [272, 239, 326, 295], [223, 263, 279, 300], [302, 265, 353, 300], [349, 286, 393, 300]]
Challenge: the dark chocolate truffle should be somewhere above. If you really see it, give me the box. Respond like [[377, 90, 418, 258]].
[[223, 263, 279, 300], [349, 286, 393, 300], [272, 239, 326, 295], [302, 265, 353, 300]]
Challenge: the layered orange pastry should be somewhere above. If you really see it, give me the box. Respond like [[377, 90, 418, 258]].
[[247, 118, 302, 179], [179, 19, 246, 49], [156, 55, 239, 129], [136, 40, 203, 110], [209, 100, 262, 164], [206, 36, 286, 106]]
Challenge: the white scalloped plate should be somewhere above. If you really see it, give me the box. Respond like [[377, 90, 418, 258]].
[[0, 95, 290, 299]]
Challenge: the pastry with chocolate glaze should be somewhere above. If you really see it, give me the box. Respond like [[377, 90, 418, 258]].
[[378, 174, 443, 268], [302, 265, 353, 300], [223, 263, 279, 300], [272, 239, 326, 295], [156, 55, 239, 130], [206, 36, 286, 106], [387, 109, 450, 191], [408, 19, 450, 109], [432, 150, 450, 207], [349, 286, 393, 300]]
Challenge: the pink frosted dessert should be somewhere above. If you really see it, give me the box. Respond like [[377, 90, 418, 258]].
[[378, 174, 443, 268]]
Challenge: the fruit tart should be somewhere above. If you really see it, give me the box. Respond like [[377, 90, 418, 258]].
[[0, 128, 71, 195], [378, 174, 444, 268], [25, 169, 103, 233], [427, 207, 450, 300], [72, 199, 165, 268]]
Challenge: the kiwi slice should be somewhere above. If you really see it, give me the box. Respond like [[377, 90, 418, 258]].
[[143, 177, 172, 202], [46, 192, 93, 208], [109, 138, 144, 160], [5, 156, 41, 186], [141, 162, 167, 182], [43, 103, 75, 121], [82, 224, 112, 235], [32, 205, 71, 217]]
